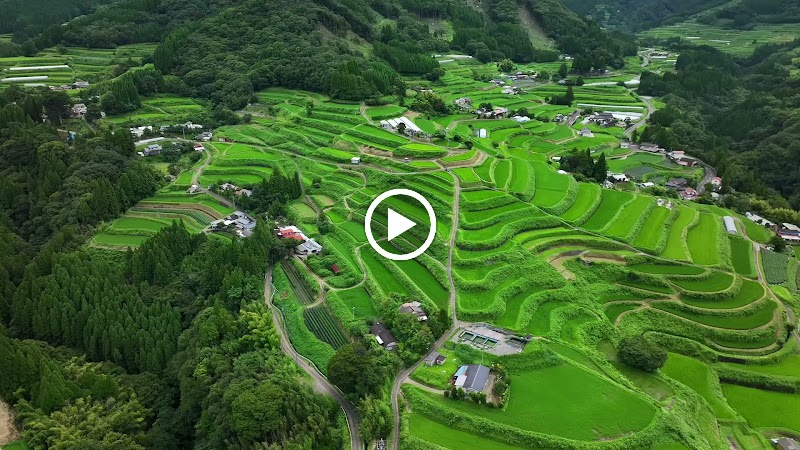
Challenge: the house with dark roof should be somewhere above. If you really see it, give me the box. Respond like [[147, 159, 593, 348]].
[[424, 351, 447, 366], [665, 178, 688, 190], [453, 364, 490, 393], [399, 301, 427, 321], [371, 322, 397, 351]]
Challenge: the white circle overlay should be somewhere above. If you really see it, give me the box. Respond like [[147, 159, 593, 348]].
[[364, 188, 437, 261]]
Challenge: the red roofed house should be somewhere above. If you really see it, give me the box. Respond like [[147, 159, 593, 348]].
[[710, 177, 722, 187], [330, 264, 341, 274], [276, 226, 304, 241]]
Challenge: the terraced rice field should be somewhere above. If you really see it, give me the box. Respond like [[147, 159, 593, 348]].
[[687, 213, 721, 266], [580, 190, 633, 230]]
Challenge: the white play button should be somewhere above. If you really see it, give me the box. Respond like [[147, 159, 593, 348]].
[[387, 208, 416, 241], [365, 189, 437, 261]]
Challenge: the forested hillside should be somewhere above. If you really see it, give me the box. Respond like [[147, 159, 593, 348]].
[[10, 0, 634, 109], [638, 39, 800, 219], [562, 0, 800, 31], [0, 0, 116, 45]]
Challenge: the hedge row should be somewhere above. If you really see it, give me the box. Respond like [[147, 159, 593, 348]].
[[402, 386, 663, 450], [540, 176, 579, 216], [714, 364, 800, 393], [456, 216, 562, 250], [716, 219, 734, 271]]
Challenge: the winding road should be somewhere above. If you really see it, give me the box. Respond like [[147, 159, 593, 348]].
[[264, 264, 363, 450]]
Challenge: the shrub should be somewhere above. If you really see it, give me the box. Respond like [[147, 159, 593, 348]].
[[618, 335, 667, 372]]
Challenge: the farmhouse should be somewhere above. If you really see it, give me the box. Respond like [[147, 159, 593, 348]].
[[70, 103, 87, 118], [72, 80, 90, 89], [680, 188, 698, 200], [130, 126, 154, 138], [639, 142, 661, 152], [452, 364, 490, 393], [745, 212, 775, 227], [371, 322, 397, 351], [501, 86, 520, 95], [476, 107, 508, 119], [554, 113, 565, 122], [351, 156, 361, 164], [590, 112, 616, 126], [710, 176, 722, 188], [676, 158, 697, 167], [454, 97, 472, 111], [424, 351, 447, 366], [608, 173, 629, 183], [276, 225, 324, 255], [781, 223, 800, 233], [666, 178, 688, 190], [722, 216, 738, 235], [142, 144, 162, 156], [511, 115, 531, 123], [668, 150, 686, 159], [578, 127, 594, 138], [296, 239, 323, 256], [640, 182, 655, 188], [193, 143, 205, 151], [399, 301, 427, 321]]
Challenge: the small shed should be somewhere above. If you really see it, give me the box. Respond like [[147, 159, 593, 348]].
[[722, 216, 738, 235], [351, 156, 361, 164]]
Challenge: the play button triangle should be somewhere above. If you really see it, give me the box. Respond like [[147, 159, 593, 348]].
[[387, 208, 416, 241]]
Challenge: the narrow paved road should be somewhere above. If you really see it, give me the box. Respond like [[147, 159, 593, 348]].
[[191, 144, 235, 209], [624, 95, 654, 138], [264, 264, 363, 450], [389, 176, 462, 450]]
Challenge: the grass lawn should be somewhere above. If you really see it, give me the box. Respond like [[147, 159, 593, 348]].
[[661, 206, 695, 261], [662, 353, 736, 419], [330, 286, 375, 318], [413, 362, 656, 440], [408, 412, 526, 450], [410, 348, 463, 389], [687, 213, 721, 266], [722, 384, 800, 433]]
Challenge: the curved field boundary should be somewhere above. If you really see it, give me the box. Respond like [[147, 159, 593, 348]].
[[651, 299, 778, 330], [580, 189, 634, 231], [670, 271, 736, 293], [135, 202, 226, 220], [126, 211, 209, 231], [661, 206, 697, 262], [558, 183, 602, 224], [632, 206, 676, 253]]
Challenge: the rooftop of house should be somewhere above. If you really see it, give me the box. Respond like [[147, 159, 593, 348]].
[[371, 322, 397, 347], [453, 364, 490, 392]]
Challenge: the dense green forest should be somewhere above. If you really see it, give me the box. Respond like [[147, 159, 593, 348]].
[[0, 83, 345, 447], [12, 0, 635, 107], [562, 0, 800, 31], [0, 0, 115, 45], [638, 39, 800, 220]]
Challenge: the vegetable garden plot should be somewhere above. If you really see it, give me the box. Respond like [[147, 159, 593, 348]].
[[302, 306, 348, 349], [762, 250, 790, 285]]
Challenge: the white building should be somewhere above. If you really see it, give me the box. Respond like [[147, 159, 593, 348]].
[[722, 216, 738, 235], [351, 156, 361, 164], [379, 117, 425, 137]]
